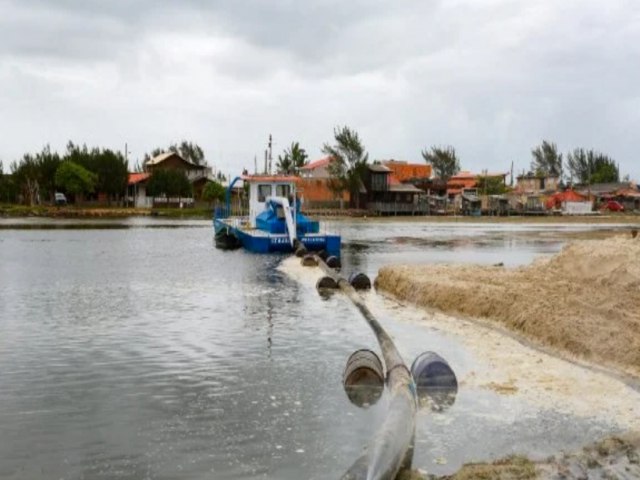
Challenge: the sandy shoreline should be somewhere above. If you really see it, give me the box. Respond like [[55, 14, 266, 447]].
[[281, 249, 640, 478], [282, 253, 640, 478], [375, 234, 640, 380]]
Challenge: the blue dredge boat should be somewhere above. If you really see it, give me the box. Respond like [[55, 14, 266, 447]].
[[214, 174, 341, 257]]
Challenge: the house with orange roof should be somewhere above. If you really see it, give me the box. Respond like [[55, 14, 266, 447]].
[[446, 171, 478, 197], [447, 171, 509, 197], [381, 160, 432, 182], [298, 156, 349, 207]]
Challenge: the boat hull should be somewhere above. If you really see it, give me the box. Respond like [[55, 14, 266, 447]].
[[214, 219, 340, 257]]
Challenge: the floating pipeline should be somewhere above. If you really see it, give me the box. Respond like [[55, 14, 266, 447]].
[[343, 349, 385, 408], [306, 255, 418, 480]]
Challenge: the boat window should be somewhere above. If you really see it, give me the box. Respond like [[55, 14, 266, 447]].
[[275, 184, 291, 198], [258, 184, 272, 202]]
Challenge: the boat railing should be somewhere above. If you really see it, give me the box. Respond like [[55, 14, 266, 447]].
[[214, 205, 230, 219]]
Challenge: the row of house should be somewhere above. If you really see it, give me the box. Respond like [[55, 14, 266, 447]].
[[297, 157, 639, 215], [126, 151, 639, 215]]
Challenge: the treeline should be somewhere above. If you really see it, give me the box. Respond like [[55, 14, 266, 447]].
[[0, 139, 221, 206], [142, 140, 205, 166], [0, 142, 128, 205], [528, 140, 621, 184]]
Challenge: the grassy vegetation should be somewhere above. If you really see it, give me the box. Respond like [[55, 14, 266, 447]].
[[150, 207, 213, 218], [398, 455, 537, 480], [0, 204, 214, 219]]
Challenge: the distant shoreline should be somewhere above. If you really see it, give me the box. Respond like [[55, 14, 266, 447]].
[[0, 205, 212, 219], [2, 204, 639, 224]]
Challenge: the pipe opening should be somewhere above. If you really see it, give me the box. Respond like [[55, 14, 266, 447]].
[[343, 349, 385, 408], [349, 272, 371, 290], [301, 254, 319, 267], [410, 351, 458, 412], [325, 255, 341, 269]]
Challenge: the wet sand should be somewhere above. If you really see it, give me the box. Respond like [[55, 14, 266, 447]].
[[400, 434, 640, 479], [281, 254, 640, 478], [376, 234, 640, 380]]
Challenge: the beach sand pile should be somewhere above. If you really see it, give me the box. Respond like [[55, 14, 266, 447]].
[[375, 234, 640, 378]]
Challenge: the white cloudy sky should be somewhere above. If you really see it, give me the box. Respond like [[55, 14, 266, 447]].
[[1, 0, 639, 179]]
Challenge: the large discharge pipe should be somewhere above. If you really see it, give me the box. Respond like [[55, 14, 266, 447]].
[[311, 257, 418, 480]]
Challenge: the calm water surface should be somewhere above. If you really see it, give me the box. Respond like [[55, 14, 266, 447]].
[[0, 218, 629, 479]]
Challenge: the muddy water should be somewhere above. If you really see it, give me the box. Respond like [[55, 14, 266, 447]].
[[0, 218, 636, 479]]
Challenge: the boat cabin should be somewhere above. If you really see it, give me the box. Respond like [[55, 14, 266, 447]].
[[244, 175, 298, 228]]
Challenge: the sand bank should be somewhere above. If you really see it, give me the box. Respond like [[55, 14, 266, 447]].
[[375, 234, 640, 379], [281, 256, 640, 428], [400, 434, 640, 479]]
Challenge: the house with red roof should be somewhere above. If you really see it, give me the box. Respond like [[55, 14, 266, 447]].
[[298, 156, 348, 207], [299, 156, 333, 179], [126, 172, 152, 208]]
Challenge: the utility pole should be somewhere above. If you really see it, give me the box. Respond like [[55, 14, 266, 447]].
[[510, 161, 514, 187], [124, 143, 129, 207], [588, 158, 592, 209], [268, 134, 273, 175]]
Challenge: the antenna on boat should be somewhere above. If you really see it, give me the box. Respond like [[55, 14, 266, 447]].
[[254, 155, 257, 174]]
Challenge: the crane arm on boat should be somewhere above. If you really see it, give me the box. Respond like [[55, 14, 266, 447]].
[[267, 196, 297, 247]]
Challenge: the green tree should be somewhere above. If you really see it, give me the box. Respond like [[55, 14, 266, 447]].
[[64, 142, 93, 169], [63, 142, 129, 203], [421, 146, 460, 181], [277, 142, 308, 175], [202, 180, 226, 204], [146, 169, 192, 198], [12, 154, 40, 205], [55, 161, 97, 203], [35, 146, 62, 203], [143, 147, 166, 166], [276, 153, 292, 175], [566, 148, 619, 185], [172, 140, 205, 165], [92, 149, 129, 204], [9, 146, 61, 205], [143, 141, 206, 166], [322, 126, 369, 209], [531, 140, 562, 177], [476, 175, 508, 195], [0, 160, 19, 203]]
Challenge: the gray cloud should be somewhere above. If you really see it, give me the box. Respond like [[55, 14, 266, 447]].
[[1, 0, 639, 180]]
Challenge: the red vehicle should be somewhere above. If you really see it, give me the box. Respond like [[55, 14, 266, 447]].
[[600, 200, 625, 212]]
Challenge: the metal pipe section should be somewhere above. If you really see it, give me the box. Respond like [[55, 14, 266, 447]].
[[314, 257, 418, 480], [225, 176, 242, 213]]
